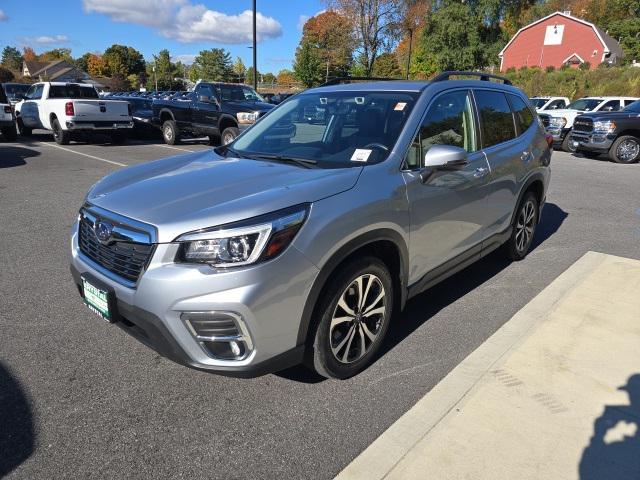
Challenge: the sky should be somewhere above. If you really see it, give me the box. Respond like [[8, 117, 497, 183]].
[[0, 0, 326, 73]]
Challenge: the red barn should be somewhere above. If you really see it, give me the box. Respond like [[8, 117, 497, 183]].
[[499, 11, 624, 71]]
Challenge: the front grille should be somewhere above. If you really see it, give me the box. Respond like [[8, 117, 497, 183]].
[[78, 213, 154, 285], [539, 114, 550, 128], [573, 117, 593, 133]]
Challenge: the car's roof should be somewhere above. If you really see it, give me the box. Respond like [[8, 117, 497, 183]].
[[307, 79, 525, 95]]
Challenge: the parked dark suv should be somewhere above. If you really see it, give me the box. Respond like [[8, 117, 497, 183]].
[[71, 72, 551, 379], [153, 82, 274, 145]]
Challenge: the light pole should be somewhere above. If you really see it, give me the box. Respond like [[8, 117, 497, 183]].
[[252, 0, 257, 91], [406, 28, 413, 80], [153, 64, 158, 91]]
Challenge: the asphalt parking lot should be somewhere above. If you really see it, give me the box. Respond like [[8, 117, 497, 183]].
[[1, 134, 639, 479]]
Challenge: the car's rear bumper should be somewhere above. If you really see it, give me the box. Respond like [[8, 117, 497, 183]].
[[66, 120, 134, 131]]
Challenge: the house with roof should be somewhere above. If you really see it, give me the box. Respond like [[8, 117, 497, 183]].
[[499, 11, 624, 71], [22, 59, 105, 89]]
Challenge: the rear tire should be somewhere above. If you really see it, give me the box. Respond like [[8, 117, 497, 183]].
[[561, 132, 577, 153], [609, 135, 640, 164], [17, 118, 32, 137], [306, 257, 393, 379], [162, 120, 179, 145], [504, 191, 539, 261], [221, 127, 240, 145], [52, 118, 70, 145], [1, 126, 17, 142]]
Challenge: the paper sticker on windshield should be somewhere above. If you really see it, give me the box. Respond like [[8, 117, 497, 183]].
[[351, 149, 372, 162], [394, 102, 407, 111]]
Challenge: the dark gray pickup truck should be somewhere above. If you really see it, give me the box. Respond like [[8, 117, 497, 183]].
[[152, 82, 274, 145], [570, 99, 640, 163]]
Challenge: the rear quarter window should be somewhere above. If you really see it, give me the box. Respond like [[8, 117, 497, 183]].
[[474, 89, 516, 148]]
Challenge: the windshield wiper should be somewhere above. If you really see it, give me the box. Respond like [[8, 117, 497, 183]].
[[251, 153, 318, 169]]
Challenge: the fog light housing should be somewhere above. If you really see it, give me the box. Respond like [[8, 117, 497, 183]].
[[181, 311, 253, 361]]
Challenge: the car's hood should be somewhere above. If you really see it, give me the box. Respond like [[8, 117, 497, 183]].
[[87, 150, 362, 242], [575, 111, 640, 121]]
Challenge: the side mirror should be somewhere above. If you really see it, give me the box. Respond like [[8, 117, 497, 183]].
[[420, 145, 469, 183]]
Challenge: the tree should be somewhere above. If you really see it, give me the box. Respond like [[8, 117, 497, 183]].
[[372, 52, 402, 77], [40, 48, 73, 62], [0, 66, 14, 82], [151, 49, 175, 90], [294, 41, 324, 87], [2, 46, 23, 71], [276, 69, 296, 86], [193, 48, 232, 82], [103, 44, 145, 77], [325, 0, 403, 76], [263, 72, 276, 84], [232, 57, 246, 83], [301, 11, 355, 79], [22, 47, 37, 62], [245, 66, 260, 85], [75, 52, 91, 72], [87, 54, 107, 77]]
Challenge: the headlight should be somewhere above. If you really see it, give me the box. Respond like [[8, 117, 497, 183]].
[[593, 120, 616, 133], [176, 204, 309, 267], [549, 117, 567, 127], [236, 112, 259, 124]]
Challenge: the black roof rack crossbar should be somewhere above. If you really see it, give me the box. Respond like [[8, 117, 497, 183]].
[[320, 76, 402, 87], [432, 71, 512, 86]]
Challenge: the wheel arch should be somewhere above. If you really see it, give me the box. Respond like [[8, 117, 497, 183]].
[[511, 172, 545, 226], [159, 109, 175, 123], [296, 229, 409, 347], [615, 130, 640, 140], [218, 114, 238, 133]]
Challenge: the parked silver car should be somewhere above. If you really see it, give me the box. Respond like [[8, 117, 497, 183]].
[[70, 72, 551, 379]]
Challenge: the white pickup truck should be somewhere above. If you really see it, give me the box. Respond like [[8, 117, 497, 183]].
[[15, 82, 134, 144], [541, 96, 638, 152]]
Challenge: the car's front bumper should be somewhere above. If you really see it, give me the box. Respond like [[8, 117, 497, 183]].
[[569, 131, 615, 153], [69, 220, 319, 376], [545, 126, 571, 144]]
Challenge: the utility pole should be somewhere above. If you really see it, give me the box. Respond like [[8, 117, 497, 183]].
[[153, 64, 158, 91], [326, 60, 330, 83], [406, 28, 413, 80], [252, 0, 257, 91]]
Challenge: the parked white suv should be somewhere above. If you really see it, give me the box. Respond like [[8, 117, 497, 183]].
[[15, 82, 134, 144], [530, 96, 570, 112], [542, 96, 638, 151]]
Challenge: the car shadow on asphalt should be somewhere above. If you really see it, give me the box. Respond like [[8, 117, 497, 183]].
[[0, 146, 41, 168], [277, 202, 568, 384], [0, 362, 35, 477], [579, 373, 640, 479]]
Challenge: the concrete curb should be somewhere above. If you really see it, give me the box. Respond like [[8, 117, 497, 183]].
[[335, 251, 610, 480]]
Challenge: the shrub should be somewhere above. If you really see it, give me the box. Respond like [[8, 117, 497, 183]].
[[545, 66, 556, 73], [579, 62, 591, 71], [0, 66, 14, 82]]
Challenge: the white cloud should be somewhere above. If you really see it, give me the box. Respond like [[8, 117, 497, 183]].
[[83, 0, 282, 44], [298, 10, 326, 31], [172, 54, 197, 64], [20, 35, 70, 46], [0, 9, 8, 21]]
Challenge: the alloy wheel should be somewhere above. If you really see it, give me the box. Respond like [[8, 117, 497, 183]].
[[329, 274, 386, 364], [222, 133, 234, 145], [515, 199, 536, 253], [617, 138, 639, 163], [164, 125, 173, 141]]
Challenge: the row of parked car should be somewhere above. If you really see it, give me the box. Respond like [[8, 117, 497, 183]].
[[531, 95, 640, 163]]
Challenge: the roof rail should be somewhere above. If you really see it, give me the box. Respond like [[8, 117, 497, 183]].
[[432, 71, 512, 86], [320, 76, 401, 87]]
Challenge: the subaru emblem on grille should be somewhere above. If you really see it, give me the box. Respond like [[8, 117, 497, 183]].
[[94, 221, 113, 243]]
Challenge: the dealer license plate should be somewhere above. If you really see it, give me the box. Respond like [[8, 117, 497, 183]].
[[82, 277, 111, 321]]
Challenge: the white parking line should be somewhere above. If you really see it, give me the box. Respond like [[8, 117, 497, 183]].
[[38, 142, 127, 167], [153, 144, 198, 153]]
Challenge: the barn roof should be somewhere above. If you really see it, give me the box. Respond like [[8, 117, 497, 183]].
[[499, 11, 624, 59]]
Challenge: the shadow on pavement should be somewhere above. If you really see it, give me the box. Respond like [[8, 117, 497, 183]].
[[0, 146, 40, 168], [277, 203, 568, 383], [579, 374, 640, 479], [0, 362, 35, 477]]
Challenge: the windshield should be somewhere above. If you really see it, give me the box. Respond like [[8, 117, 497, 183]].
[[230, 90, 419, 168], [623, 100, 640, 113], [217, 85, 265, 102], [531, 98, 548, 108], [566, 98, 602, 111], [3, 84, 30, 96], [49, 85, 100, 99]]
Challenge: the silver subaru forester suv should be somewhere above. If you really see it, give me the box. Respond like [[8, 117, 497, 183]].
[[70, 72, 551, 379]]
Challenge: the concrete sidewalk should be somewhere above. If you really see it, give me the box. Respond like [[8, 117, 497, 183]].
[[337, 251, 640, 480]]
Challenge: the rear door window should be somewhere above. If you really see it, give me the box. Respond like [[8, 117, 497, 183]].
[[600, 100, 621, 112], [474, 90, 516, 148], [508, 94, 535, 136]]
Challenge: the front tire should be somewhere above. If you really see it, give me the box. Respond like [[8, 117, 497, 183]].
[[52, 118, 70, 145], [307, 257, 393, 379], [504, 192, 539, 261], [1, 126, 17, 142], [561, 132, 577, 153], [221, 127, 239, 145], [162, 120, 179, 145], [609, 135, 640, 164]]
